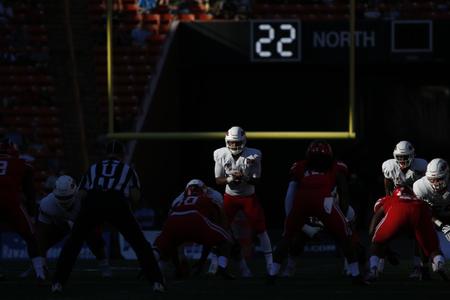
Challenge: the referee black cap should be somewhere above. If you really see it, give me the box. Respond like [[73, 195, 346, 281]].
[[106, 139, 124, 157]]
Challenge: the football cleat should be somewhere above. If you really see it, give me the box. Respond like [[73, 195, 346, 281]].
[[152, 282, 166, 293], [175, 260, 190, 279], [385, 248, 400, 266], [19, 266, 33, 278], [409, 266, 431, 280], [266, 263, 273, 274], [266, 275, 277, 286], [206, 262, 218, 275], [366, 267, 379, 282], [433, 261, 449, 281], [51, 282, 63, 293], [240, 268, 253, 278], [408, 266, 422, 279], [216, 267, 236, 280], [437, 269, 449, 281], [281, 265, 296, 277], [351, 274, 370, 286], [36, 266, 49, 287], [99, 263, 113, 278], [420, 266, 431, 280]]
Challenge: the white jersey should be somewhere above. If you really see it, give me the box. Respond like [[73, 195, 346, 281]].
[[214, 147, 261, 196], [414, 177, 450, 261], [38, 192, 81, 226], [413, 177, 450, 220], [382, 158, 427, 188], [171, 187, 224, 208]]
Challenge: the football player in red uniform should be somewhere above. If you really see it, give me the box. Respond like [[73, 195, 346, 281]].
[[368, 186, 447, 281], [268, 140, 367, 285], [0, 139, 47, 281], [154, 180, 235, 280]]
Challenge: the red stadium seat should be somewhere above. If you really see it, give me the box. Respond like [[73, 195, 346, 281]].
[[196, 13, 213, 21], [178, 13, 196, 22], [142, 13, 160, 26]]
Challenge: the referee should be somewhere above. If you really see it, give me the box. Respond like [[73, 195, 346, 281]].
[[52, 140, 164, 293]]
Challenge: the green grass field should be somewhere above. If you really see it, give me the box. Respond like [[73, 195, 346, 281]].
[[2, 257, 450, 300]]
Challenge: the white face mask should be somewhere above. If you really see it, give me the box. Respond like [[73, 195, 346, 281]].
[[428, 176, 448, 192], [55, 194, 75, 210]]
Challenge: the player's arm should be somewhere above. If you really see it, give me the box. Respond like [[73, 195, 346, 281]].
[[284, 180, 298, 216], [284, 162, 301, 216], [35, 219, 55, 255], [36, 202, 59, 254], [168, 193, 184, 215], [241, 155, 261, 185], [336, 170, 350, 216], [384, 178, 394, 196], [369, 206, 385, 237], [214, 156, 229, 186], [214, 165, 243, 186], [431, 215, 450, 242]]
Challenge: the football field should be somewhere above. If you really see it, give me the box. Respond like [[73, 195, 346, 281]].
[[2, 257, 450, 300]]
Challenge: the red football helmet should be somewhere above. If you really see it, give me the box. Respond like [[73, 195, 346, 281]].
[[392, 185, 415, 198], [305, 140, 333, 171], [306, 140, 333, 158]]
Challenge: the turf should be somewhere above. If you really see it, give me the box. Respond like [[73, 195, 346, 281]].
[[1, 258, 450, 300]]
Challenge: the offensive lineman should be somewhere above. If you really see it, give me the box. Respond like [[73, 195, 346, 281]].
[[20, 175, 112, 278], [414, 158, 450, 260]]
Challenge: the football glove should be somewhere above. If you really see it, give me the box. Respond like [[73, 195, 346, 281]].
[[441, 224, 450, 242]]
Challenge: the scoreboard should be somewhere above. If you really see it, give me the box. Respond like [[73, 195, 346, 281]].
[[250, 20, 301, 62]]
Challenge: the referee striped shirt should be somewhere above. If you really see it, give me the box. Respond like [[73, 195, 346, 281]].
[[80, 159, 140, 197]]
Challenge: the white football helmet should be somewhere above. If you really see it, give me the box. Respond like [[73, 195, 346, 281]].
[[185, 179, 207, 196], [225, 126, 246, 155], [53, 175, 77, 209], [393, 141, 415, 169], [426, 158, 449, 192]]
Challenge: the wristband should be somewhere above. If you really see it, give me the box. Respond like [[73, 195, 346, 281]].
[[434, 219, 443, 229]]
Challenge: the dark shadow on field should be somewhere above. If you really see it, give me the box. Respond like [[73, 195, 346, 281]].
[[2, 257, 450, 300]]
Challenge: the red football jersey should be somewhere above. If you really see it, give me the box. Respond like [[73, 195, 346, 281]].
[[171, 194, 221, 221], [374, 187, 422, 213], [0, 154, 33, 195], [290, 160, 348, 198]]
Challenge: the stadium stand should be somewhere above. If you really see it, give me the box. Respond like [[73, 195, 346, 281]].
[[0, 1, 64, 198], [250, 0, 450, 20], [88, 0, 214, 132]]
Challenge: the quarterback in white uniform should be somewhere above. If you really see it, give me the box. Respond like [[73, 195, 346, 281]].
[[23, 175, 112, 278], [213, 126, 272, 277], [414, 158, 450, 259]]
